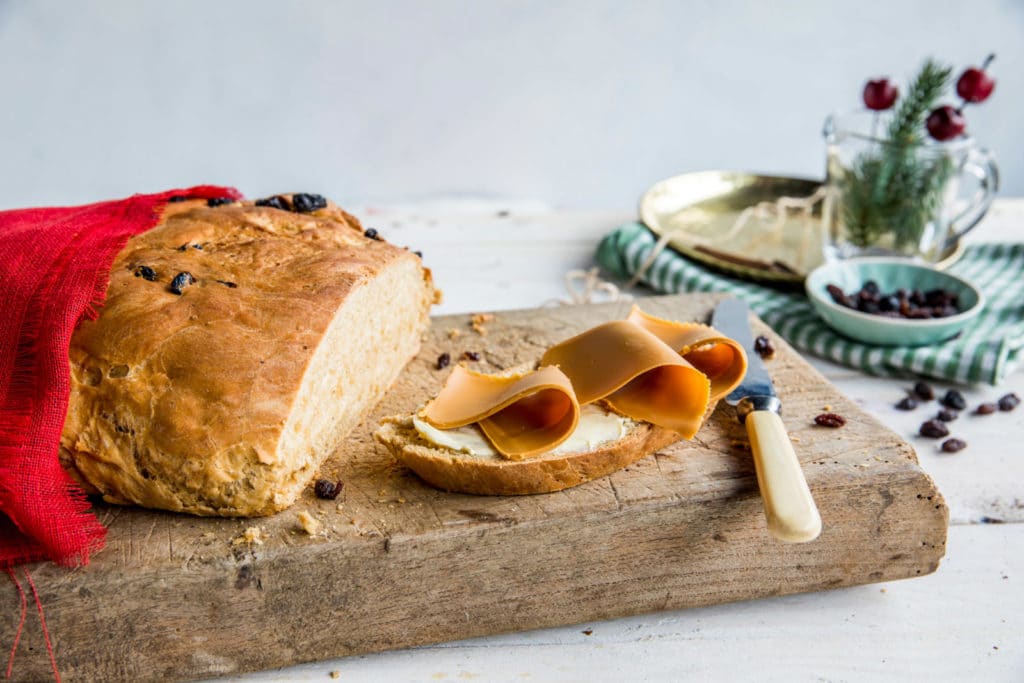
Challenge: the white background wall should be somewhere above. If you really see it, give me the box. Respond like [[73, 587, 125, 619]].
[[0, 0, 1020, 210]]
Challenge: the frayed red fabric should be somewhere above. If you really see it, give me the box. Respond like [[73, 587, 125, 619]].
[[0, 187, 242, 567]]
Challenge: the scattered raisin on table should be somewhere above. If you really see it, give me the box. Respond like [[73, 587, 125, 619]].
[[313, 479, 343, 500], [814, 413, 846, 428], [941, 438, 967, 453], [753, 335, 775, 359], [436, 352, 451, 370], [975, 402, 998, 415], [207, 197, 235, 207], [895, 396, 918, 411], [168, 272, 195, 295], [919, 419, 950, 438], [998, 393, 1021, 411], [940, 390, 967, 411], [364, 228, 381, 241], [292, 193, 327, 213], [255, 195, 290, 211], [133, 265, 157, 281], [937, 409, 958, 422], [913, 381, 935, 401], [463, 351, 481, 361]]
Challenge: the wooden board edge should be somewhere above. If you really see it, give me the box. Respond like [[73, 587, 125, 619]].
[[2, 459, 947, 682]]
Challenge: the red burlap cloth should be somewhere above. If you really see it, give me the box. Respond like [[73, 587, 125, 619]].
[[0, 186, 243, 567]]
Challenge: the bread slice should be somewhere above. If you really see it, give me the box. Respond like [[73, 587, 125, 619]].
[[61, 194, 438, 516], [375, 413, 685, 496]]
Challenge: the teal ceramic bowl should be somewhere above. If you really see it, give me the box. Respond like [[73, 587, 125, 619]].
[[805, 258, 985, 346]]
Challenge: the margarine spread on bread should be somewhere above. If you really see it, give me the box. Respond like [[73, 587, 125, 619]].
[[416, 306, 747, 460], [414, 404, 628, 457]]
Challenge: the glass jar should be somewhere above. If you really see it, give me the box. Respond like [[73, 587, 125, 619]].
[[822, 110, 998, 263]]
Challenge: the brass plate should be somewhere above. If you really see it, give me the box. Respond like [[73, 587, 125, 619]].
[[639, 171, 962, 284]]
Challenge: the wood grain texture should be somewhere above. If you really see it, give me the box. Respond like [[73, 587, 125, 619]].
[[1, 294, 948, 682]]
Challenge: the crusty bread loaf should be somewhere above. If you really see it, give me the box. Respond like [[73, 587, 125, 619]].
[[374, 413, 687, 496], [60, 194, 437, 516]]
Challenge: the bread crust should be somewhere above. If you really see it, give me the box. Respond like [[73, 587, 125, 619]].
[[374, 415, 685, 495], [61, 195, 435, 516]]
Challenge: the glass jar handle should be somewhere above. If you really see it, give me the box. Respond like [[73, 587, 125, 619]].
[[945, 147, 999, 249]]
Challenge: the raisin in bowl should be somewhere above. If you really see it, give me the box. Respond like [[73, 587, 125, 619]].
[[805, 258, 984, 346]]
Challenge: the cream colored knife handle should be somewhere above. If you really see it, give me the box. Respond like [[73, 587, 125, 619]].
[[744, 410, 822, 543]]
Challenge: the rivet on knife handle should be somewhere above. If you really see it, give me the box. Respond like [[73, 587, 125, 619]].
[[738, 397, 822, 543]]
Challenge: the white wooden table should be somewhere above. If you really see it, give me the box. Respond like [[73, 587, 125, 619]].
[[230, 199, 1024, 682]]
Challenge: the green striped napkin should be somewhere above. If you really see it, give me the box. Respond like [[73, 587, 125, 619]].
[[596, 222, 1024, 385]]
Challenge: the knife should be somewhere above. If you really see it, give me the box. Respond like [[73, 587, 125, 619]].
[[711, 298, 822, 543]]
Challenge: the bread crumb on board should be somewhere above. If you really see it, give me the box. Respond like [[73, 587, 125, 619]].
[[231, 526, 264, 546], [297, 510, 321, 536], [447, 328, 462, 340], [471, 313, 494, 335], [330, 670, 341, 679]]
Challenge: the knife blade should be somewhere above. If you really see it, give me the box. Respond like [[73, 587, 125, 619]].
[[711, 298, 822, 543]]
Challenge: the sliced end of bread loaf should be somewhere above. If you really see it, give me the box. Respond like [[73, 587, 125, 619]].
[[271, 257, 433, 512]]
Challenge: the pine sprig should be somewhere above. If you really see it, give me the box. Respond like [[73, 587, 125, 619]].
[[887, 59, 953, 145], [838, 58, 955, 250]]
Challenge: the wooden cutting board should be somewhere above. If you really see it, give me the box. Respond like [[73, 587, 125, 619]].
[[1, 294, 948, 682]]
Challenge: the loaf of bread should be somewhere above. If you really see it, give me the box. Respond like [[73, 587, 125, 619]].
[[60, 194, 438, 516]]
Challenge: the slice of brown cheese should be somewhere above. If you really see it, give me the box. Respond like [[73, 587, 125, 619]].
[[539, 320, 711, 437], [421, 307, 748, 459], [421, 365, 579, 460], [625, 306, 747, 403]]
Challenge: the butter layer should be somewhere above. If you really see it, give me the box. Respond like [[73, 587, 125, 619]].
[[413, 404, 627, 458]]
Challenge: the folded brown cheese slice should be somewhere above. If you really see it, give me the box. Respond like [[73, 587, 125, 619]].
[[540, 320, 712, 437], [625, 306, 747, 403], [421, 365, 580, 460]]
